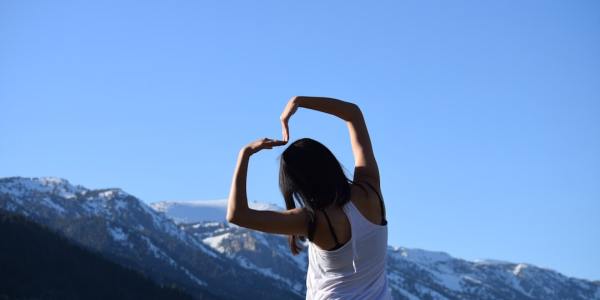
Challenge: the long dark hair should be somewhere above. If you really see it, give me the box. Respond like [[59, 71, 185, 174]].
[[278, 138, 353, 255]]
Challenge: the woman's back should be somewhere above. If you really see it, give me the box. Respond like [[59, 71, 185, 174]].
[[305, 182, 392, 300]]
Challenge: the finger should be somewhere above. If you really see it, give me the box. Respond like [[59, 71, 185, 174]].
[[271, 140, 286, 146], [261, 138, 278, 145], [265, 139, 281, 144]]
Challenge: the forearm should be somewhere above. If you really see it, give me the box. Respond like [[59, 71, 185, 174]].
[[226, 148, 251, 223], [294, 96, 360, 122]]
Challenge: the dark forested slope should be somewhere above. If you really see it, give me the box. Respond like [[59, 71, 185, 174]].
[[0, 211, 195, 300]]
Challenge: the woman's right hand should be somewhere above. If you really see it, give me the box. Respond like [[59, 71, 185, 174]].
[[280, 96, 300, 143]]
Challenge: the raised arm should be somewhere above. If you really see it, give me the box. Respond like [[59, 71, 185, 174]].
[[281, 96, 380, 186], [226, 138, 308, 236]]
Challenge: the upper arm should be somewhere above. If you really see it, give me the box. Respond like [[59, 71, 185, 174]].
[[229, 207, 308, 236], [346, 105, 380, 186]]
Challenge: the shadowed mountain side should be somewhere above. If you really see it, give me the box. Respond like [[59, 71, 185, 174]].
[[0, 211, 197, 300]]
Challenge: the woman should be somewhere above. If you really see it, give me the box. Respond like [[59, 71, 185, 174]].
[[226, 96, 391, 299]]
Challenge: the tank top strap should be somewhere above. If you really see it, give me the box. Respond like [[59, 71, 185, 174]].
[[321, 209, 342, 249]]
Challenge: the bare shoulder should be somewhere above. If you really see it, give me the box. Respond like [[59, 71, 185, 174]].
[[349, 179, 385, 225]]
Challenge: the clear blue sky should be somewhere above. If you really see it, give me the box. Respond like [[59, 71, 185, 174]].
[[1, 1, 599, 280]]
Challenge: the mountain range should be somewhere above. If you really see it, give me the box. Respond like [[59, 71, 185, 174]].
[[1, 176, 598, 300]]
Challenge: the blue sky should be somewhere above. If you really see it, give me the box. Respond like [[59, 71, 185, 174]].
[[1, 1, 599, 280]]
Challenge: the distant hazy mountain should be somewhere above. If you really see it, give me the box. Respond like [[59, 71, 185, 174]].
[[150, 199, 281, 224], [1, 176, 599, 300]]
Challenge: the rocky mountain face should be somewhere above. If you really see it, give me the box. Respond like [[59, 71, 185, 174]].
[[181, 220, 600, 300], [1, 177, 599, 300], [0, 177, 300, 300]]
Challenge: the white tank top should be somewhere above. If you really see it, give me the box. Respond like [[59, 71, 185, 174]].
[[305, 200, 392, 300]]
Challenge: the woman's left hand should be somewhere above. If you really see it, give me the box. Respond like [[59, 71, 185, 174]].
[[242, 137, 286, 156]]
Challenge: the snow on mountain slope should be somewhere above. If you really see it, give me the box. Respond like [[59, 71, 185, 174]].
[[150, 199, 283, 224], [182, 221, 308, 295], [158, 199, 600, 300], [0, 177, 303, 300], [182, 219, 600, 300], [2, 176, 600, 300]]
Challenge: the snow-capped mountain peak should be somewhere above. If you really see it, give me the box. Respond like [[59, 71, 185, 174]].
[[389, 246, 453, 265], [0, 176, 86, 199]]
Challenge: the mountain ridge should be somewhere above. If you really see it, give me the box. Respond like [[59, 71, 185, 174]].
[[152, 198, 598, 282], [1, 176, 598, 300], [0, 176, 301, 300]]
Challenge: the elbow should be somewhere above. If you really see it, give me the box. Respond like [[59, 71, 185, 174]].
[[226, 201, 250, 226], [346, 103, 362, 122], [226, 213, 237, 224], [226, 210, 237, 224], [226, 209, 245, 225]]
